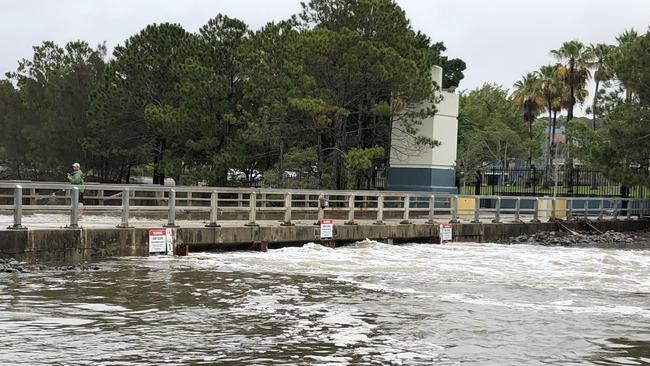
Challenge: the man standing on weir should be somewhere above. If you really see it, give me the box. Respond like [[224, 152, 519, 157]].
[[67, 163, 85, 216]]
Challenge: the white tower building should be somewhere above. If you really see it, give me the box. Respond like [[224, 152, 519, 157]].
[[386, 65, 459, 192]]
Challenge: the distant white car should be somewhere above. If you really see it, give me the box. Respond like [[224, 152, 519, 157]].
[[129, 177, 176, 186]]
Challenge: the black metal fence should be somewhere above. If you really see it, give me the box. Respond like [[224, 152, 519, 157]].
[[458, 166, 648, 198]]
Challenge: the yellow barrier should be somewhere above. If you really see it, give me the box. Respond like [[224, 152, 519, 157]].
[[537, 198, 567, 219], [457, 197, 476, 217]]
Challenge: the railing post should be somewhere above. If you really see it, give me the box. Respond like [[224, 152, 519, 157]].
[[514, 197, 521, 222], [8, 185, 26, 230], [531, 198, 540, 223], [427, 194, 436, 224], [612, 199, 620, 220], [375, 195, 384, 225], [450, 195, 459, 223], [117, 188, 132, 228], [626, 199, 632, 220], [550, 197, 557, 222], [165, 189, 177, 227], [400, 195, 412, 224], [598, 198, 604, 220], [316, 193, 326, 224], [246, 191, 258, 226], [471, 195, 480, 223], [67, 186, 80, 229], [567, 199, 573, 220], [206, 190, 220, 227], [492, 196, 501, 223], [345, 194, 357, 225], [584, 199, 589, 220], [281, 192, 294, 226]]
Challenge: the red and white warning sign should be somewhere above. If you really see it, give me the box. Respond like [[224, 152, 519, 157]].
[[439, 224, 453, 243], [320, 219, 334, 239], [149, 229, 167, 254]]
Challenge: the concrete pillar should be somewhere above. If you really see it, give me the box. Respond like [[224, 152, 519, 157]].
[[400, 195, 412, 224], [8, 185, 26, 230], [345, 195, 357, 225], [281, 192, 294, 226], [206, 191, 220, 227], [117, 188, 132, 228], [375, 195, 385, 225]]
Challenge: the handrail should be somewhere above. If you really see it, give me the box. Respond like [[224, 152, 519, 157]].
[[1, 182, 648, 230]]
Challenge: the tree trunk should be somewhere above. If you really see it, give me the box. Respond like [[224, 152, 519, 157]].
[[592, 79, 599, 130], [126, 164, 132, 184], [568, 60, 575, 122], [278, 138, 284, 188], [153, 138, 165, 185], [317, 133, 323, 188]]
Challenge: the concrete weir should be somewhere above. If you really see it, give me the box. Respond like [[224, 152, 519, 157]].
[[1, 220, 648, 265]]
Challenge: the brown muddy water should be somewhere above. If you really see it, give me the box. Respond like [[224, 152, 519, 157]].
[[1, 238, 650, 365]]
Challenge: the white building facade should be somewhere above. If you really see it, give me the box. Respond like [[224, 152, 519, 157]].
[[386, 66, 459, 193]]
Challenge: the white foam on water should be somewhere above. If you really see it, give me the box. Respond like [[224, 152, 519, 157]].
[[73, 303, 130, 312], [190, 240, 650, 294]]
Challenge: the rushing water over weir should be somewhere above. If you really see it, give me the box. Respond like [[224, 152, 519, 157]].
[[2, 239, 650, 365]]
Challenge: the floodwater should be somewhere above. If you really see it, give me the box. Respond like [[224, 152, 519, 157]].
[[1, 239, 650, 365]]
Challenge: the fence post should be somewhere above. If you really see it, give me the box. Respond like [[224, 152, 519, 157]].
[[512, 197, 521, 223], [67, 187, 80, 229], [584, 199, 589, 220], [567, 199, 573, 220], [117, 188, 132, 228], [598, 198, 604, 220], [400, 195, 412, 224], [281, 192, 294, 226], [8, 185, 26, 230], [612, 199, 620, 220], [471, 195, 480, 223], [450, 195, 459, 223], [375, 195, 384, 225], [531, 198, 540, 223], [206, 190, 220, 227], [345, 194, 357, 225], [492, 196, 501, 223], [246, 191, 258, 226], [165, 189, 177, 227], [427, 194, 436, 224]]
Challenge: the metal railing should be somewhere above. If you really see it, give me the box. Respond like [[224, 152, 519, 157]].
[[1, 181, 649, 229]]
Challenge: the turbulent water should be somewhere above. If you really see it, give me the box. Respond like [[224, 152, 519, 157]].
[[2, 239, 650, 365]]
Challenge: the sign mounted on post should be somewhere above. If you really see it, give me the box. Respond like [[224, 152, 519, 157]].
[[439, 224, 453, 244], [149, 229, 167, 254], [320, 219, 334, 240]]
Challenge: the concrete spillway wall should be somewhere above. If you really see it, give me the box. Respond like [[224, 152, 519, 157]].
[[0, 220, 648, 265]]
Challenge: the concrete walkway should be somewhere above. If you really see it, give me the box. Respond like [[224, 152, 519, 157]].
[[0, 213, 624, 230]]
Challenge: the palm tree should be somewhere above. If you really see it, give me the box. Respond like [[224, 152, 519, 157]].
[[616, 28, 639, 45], [616, 29, 639, 102], [512, 72, 543, 166], [586, 43, 614, 129], [551, 40, 592, 123], [537, 65, 562, 169]]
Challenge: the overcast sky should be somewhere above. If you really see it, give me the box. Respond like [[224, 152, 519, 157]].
[[2, 0, 649, 116]]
